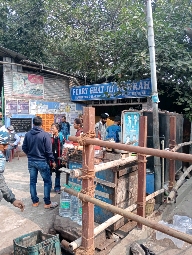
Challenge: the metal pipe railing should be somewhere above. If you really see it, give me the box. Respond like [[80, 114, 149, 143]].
[[64, 187, 192, 245], [69, 136, 192, 163], [68, 189, 164, 251]]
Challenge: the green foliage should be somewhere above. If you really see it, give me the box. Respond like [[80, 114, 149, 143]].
[[0, 0, 49, 62]]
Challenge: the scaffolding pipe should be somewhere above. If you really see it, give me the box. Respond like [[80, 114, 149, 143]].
[[70, 156, 138, 178], [68, 136, 192, 163], [64, 187, 192, 246], [68, 189, 164, 251], [167, 165, 192, 203]]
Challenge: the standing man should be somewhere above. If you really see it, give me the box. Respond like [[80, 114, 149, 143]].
[[59, 116, 70, 140], [106, 116, 121, 142], [5, 125, 20, 162], [22, 116, 58, 209], [95, 113, 108, 140]]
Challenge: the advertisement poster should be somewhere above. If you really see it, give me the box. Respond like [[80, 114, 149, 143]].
[[13, 72, 44, 98], [6, 100, 18, 114], [69, 112, 79, 124], [122, 112, 140, 146], [18, 100, 29, 114]]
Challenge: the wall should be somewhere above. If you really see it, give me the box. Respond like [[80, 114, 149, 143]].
[[3, 57, 70, 102], [3, 57, 84, 135]]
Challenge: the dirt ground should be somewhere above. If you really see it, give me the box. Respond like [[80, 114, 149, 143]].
[[0, 155, 66, 255]]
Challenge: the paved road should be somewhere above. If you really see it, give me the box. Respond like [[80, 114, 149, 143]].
[[0, 155, 66, 255]]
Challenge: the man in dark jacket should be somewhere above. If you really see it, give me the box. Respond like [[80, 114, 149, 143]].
[[22, 116, 58, 209]]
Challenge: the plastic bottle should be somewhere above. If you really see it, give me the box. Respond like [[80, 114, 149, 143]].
[[59, 185, 71, 217], [77, 187, 82, 226], [70, 186, 79, 222]]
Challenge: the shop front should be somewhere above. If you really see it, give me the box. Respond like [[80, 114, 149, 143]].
[[0, 47, 85, 137]]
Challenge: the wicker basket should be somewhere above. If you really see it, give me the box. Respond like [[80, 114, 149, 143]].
[[145, 198, 155, 216]]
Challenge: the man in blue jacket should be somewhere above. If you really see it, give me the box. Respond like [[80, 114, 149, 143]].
[[22, 116, 58, 209], [59, 116, 70, 140], [106, 115, 121, 142]]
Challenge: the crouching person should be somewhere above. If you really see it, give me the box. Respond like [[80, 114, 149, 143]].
[[0, 170, 24, 211]]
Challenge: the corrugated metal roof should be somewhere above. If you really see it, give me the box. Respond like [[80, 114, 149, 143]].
[[0, 46, 85, 86], [0, 46, 27, 60], [21, 60, 85, 86]]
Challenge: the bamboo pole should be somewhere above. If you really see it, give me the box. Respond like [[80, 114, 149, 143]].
[[64, 187, 192, 246], [167, 165, 192, 203], [68, 136, 192, 163], [68, 189, 164, 251]]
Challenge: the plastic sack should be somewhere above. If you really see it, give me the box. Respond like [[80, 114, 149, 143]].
[[156, 220, 186, 248], [173, 215, 192, 235]]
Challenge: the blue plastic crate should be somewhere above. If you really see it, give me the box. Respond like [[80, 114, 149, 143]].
[[13, 230, 61, 255]]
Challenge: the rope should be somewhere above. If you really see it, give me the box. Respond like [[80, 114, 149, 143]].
[[137, 153, 147, 163], [80, 185, 96, 198], [75, 244, 95, 255], [137, 201, 145, 207], [76, 131, 96, 180], [77, 131, 96, 146]]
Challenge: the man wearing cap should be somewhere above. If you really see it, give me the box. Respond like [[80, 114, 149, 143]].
[[95, 113, 109, 140], [5, 125, 20, 162]]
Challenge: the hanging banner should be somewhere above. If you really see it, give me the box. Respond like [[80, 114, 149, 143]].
[[70, 78, 151, 101], [12, 72, 44, 98]]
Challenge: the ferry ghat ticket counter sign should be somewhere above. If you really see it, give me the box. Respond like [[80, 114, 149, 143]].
[[70, 78, 152, 101], [70, 79, 151, 146]]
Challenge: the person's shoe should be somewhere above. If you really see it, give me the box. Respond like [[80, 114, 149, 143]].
[[32, 202, 39, 207], [55, 190, 61, 194], [44, 202, 58, 209], [6, 160, 9, 162]]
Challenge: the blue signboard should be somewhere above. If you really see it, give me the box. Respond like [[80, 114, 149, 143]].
[[70, 78, 151, 101], [122, 111, 140, 146]]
